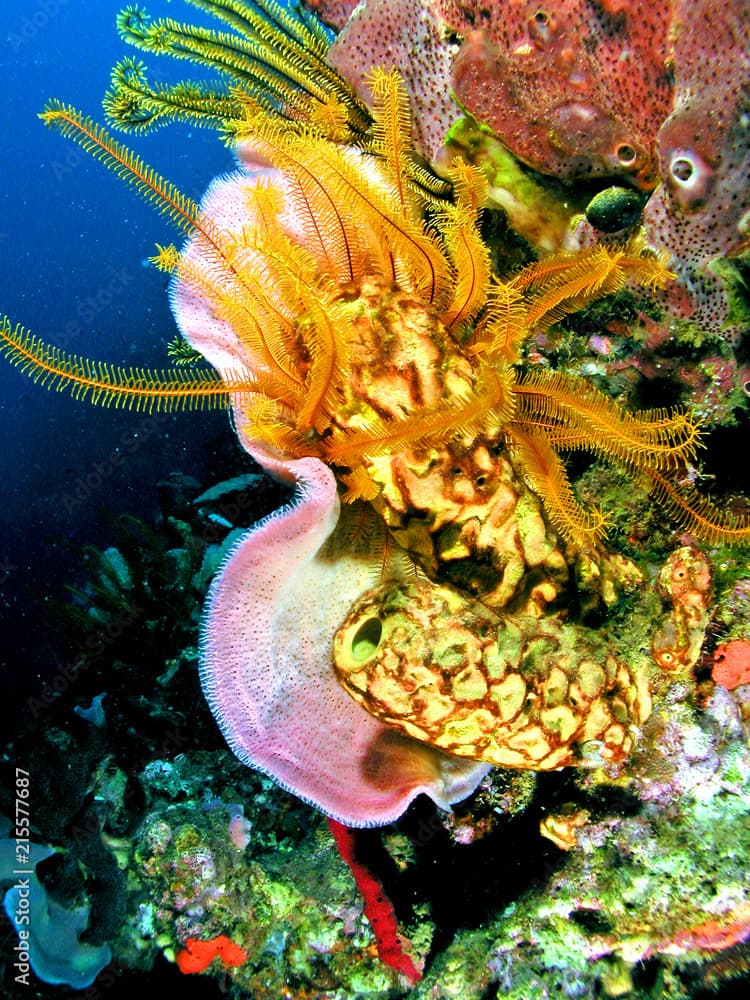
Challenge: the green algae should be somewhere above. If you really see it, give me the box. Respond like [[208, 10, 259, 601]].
[[115, 749, 406, 999], [405, 693, 750, 999], [444, 116, 588, 256]]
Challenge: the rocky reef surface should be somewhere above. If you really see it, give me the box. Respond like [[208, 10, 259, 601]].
[[1, 450, 748, 999], [1, 2, 749, 997]]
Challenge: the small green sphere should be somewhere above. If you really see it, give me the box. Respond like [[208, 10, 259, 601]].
[[585, 186, 648, 233]]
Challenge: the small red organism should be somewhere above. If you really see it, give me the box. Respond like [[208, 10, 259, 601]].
[[667, 905, 750, 953], [328, 818, 422, 984], [175, 934, 247, 974], [712, 639, 750, 691]]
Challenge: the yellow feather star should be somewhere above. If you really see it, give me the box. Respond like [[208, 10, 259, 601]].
[[0, 1, 748, 560]]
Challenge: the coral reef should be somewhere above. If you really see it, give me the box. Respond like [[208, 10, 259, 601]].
[[1, 1, 749, 997], [4, 491, 750, 997], [5, 0, 747, 832], [326, 0, 749, 343], [128, 752, 411, 997], [410, 721, 750, 999]]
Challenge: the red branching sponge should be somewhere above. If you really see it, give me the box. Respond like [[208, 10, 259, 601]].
[[712, 639, 750, 690], [328, 818, 422, 984], [176, 934, 247, 974]]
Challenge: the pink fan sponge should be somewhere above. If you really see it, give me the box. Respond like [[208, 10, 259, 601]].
[[196, 446, 488, 825], [169, 141, 489, 828]]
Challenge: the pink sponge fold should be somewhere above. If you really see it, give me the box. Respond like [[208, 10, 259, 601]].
[[199, 448, 488, 826]]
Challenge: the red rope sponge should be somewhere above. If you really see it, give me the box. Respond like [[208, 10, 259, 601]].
[[328, 818, 422, 984]]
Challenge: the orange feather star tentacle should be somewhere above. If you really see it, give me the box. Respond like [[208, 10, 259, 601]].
[[643, 468, 750, 546], [0, 320, 255, 413], [438, 204, 491, 335], [238, 97, 452, 303], [434, 159, 491, 336], [509, 245, 675, 333], [364, 66, 416, 219], [294, 295, 350, 434], [514, 370, 703, 469], [506, 424, 610, 547], [467, 280, 527, 361], [323, 363, 514, 466], [176, 251, 306, 404]]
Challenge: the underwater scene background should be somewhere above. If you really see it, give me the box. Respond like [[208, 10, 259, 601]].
[[0, 1, 749, 998], [0, 0, 237, 717]]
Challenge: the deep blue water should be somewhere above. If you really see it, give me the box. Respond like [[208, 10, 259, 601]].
[[0, 1, 242, 716]]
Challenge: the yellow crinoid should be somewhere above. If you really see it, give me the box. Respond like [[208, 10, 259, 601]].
[[1, 1, 749, 572]]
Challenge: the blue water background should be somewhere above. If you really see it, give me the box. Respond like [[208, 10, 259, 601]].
[[0, 0, 242, 716]]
